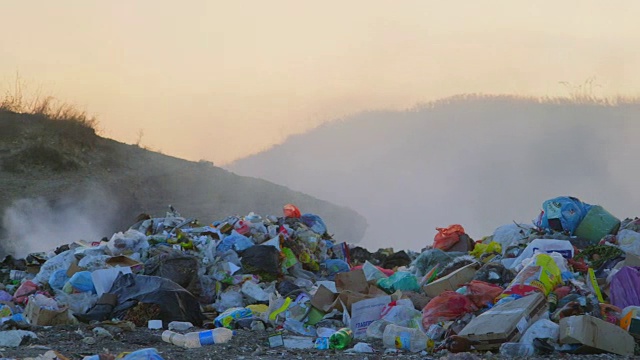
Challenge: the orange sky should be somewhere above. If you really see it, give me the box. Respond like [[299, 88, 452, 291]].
[[1, 1, 639, 165]]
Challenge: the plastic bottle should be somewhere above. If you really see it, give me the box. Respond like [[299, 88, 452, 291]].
[[382, 324, 428, 353], [499, 342, 536, 357], [329, 328, 353, 350], [366, 319, 391, 339], [162, 328, 234, 348]]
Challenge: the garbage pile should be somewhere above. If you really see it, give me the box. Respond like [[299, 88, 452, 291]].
[[3, 197, 640, 358]]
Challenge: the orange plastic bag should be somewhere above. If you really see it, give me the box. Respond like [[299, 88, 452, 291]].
[[465, 280, 503, 308], [283, 204, 301, 218], [422, 291, 478, 328], [433, 224, 466, 251]]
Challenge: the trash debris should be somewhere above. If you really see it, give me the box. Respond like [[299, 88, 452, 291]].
[[0, 197, 639, 357]]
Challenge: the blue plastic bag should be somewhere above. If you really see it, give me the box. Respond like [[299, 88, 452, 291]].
[[49, 269, 70, 290], [536, 196, 591, 234], [323, 259, 350, 279], [122, 348, 164, 360], [218, 231, 255, 252], [301, 214, 328, 235], [67, 271, 96, 293]]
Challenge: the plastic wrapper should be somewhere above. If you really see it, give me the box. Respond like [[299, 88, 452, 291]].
[[501, 253, 561, 298], [214, 307, 253, 329], [421, 291, 478, 329], [519, 319, 559, 345]]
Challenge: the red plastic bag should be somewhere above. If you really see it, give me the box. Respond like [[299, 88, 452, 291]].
[[422, 291, 478, 328], [434, 224, 466, 251], [283, 204, 301, 218], [13, 280, 39, 304], [465, 280, 503, 307]]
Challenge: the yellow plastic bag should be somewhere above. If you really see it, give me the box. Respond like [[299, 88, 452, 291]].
[[470, 241, 502, 259], [501, 253, 561, 298]]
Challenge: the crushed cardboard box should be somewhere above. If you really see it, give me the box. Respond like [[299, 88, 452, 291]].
[[560, 315, 635, 356], [423, 262, 480, 298], [24, 297, 73, 326], [459, 293, 547, 350]]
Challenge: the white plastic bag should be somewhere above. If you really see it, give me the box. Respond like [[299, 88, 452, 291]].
[[242, 281, 270, 303], [519, 319, 559, 345], [492, 223, 533, 254], [363, 261, 388, 281], [617, 230, 640, 256], [107, 229, 149, 256], [33, 250, 75, 285], [508, 239, 574, 270]]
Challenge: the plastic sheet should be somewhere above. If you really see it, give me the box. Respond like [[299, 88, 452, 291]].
[[109, 272, 204, 327]]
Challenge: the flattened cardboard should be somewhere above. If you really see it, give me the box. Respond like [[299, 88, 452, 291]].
[[335, 269, 368, 294], [560, 315, 634, 356], [24, 296, 72, 326], [459, 293, 547, 350], [106, 255, 143, 272], [423, 262, 480, 298], [66, 259, 86, 277], [350, 295, 391, 339]]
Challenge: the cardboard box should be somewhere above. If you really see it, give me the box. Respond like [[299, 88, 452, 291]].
[[560, 315, 634, 356], [423, 262, 480, 298], [335, 269, 368, 294], [310, 285, 338, 312], [24, 296, 72, 326], [106, 255, 143, 272], [459, 293, 547, 350]]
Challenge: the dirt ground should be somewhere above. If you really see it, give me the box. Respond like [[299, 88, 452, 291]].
[[2, 324, 640, 360]]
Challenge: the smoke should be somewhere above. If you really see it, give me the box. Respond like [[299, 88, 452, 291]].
[[1, 185, 120, 258]]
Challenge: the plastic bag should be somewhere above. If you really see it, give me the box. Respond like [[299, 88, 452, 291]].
[[215, 289, 244, 312], [13, 281, 39, 304], [67, 271, 96, 293], [241, 281, 270, 303], [421, 291, 478, 328], [54, 291, 98, 314], [48, 269, 70, 290], [464, 280, 503, 308], [617, 230, 640, 256], [470, 242, 502, 259], [107, 229, 149, 256], [492, 224, 534, 253], [380, 299, 422, 328], [411, 249, 460, 278], [323, 259, 350, 280], [501, 253, 561, 298], [359, 261, 388, 281], [434, 224, 466, 251], [536, 196, 591, 234], [301, 214, 328, 235], [473, 263, 515, 286], [283, 204, 301, 218], [610, 266, 640, 309], [33, 250, 75, 285], [240, 245, 281, 278], [506, 239, 574, 270], [519, 319, 559, 345], [377, 272, 420, 293]]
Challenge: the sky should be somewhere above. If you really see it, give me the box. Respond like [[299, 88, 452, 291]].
[[1, 1, 640, 165]]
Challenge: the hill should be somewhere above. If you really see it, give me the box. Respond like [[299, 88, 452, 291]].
[[0, 110, 367, 257], [228, 95, 640, 250]]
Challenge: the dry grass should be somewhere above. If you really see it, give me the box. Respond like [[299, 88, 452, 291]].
[[0, 75, 98, 131]]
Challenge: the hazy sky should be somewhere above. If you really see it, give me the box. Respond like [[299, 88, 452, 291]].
[[1, 1, 639, 165]]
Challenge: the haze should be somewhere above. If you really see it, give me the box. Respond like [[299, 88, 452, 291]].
[[1, 1, 639, 166]]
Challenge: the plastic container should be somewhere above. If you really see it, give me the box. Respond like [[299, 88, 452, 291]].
[[574, 205, 621, 244], [382, 324, 428, 353], [499, 342, 535, 357], [329, 328, 353, 350], [162, 328, 234, 348]]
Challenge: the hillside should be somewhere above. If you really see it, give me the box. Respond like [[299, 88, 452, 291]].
[[0, 110, 367, 257], [229, 95, 640, 250]]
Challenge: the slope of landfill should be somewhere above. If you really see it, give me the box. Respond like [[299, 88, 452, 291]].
[[0, 110, 367, 257], [2, 197, 640, 360]]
